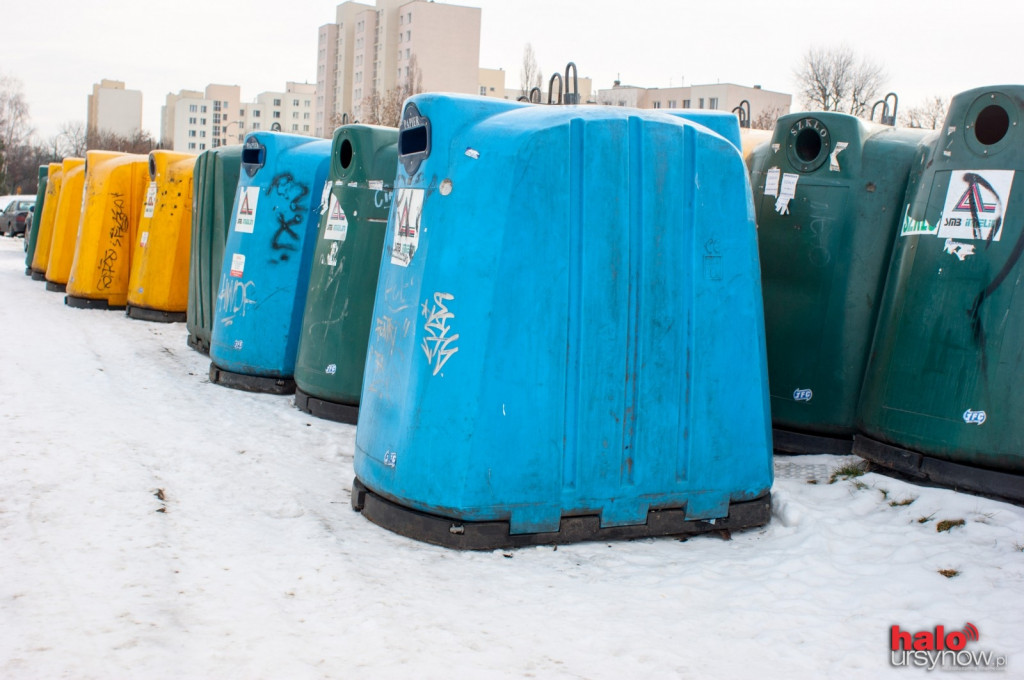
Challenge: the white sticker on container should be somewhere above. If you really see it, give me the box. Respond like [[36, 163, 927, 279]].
[[391, 188, 424, 267], [829, 142, 849, 172], [230, 253, 245, 278], [368, 179, 384, 191], [774, 173, 799, 215], [234, 186, 259, 233], [764, 167, 781, 197], [963, 409, 986, 425], [771, 143, 780, 153], [323, 194, 349, 241], [943, 238, 975, 261], [793, 388, 813, 402], [319, 180, 333, 215], [140, 231, 149, 248], [144, 181, 158, 218], [936, 170, 1014, 242]]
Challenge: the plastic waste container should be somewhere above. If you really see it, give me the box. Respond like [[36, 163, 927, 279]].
[[24, 164, 51, 274], [351, 94, 773, 549], [187, 145, 242, 353], [748, 112, 927, 453], [855, 85, 1024, 502], [667, 110, 742, 151], [293, 124, 398, 423], [29, 160, 75, 281], [46, 154, 112, 293], [126, 151, 197, 322], [208, 132, 331, 393], [65, 153, 149, 309]]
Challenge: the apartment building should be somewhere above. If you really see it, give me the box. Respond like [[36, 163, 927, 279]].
[[161, 83, 316, 152], [87, 80, 143, 137], [478, 67, 594, 103], [315, 0, 482, 135], [597, 82, 791, 126]]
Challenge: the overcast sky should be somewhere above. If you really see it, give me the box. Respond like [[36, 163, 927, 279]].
[[3, 0, 1022, 141]]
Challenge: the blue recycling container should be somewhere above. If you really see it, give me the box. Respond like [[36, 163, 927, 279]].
[[351, 94, 774, 549], [667, 110, 742, 151], [209, 132, 332, 393]]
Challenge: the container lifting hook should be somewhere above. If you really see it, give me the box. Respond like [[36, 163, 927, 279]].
[[732, 100, 751, 129], [548, 72, 563, 105], [563, 62, 580, 105]]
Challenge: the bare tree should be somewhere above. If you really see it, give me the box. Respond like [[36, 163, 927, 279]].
[[900, 95, 948, 129], [0, 74, 35, 192], [359, 54, 423, 128], [519, 43, 543, 99], [752, 105, 785, 131], [795, 46, 886, 117], [86, 128, 157, 154], [49, 120, 88, 158]]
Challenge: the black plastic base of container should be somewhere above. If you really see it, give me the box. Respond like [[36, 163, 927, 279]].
[[294, 388, 359, 424], [64, 295, 124, 311], [772, 427, 853, 455], [30, 270, 46, 281], [351, 477, 772, 550], [24, 267, 34, 276], [44, 281, 67, 293], [126, 304, 186, 323], [853, 434, 1023, 505], [187, 333, 210, 355], [208, 362, 295, 395]]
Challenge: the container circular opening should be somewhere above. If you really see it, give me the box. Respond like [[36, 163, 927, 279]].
[[795, 128, 823, 163], [149, 154, 157, 180], [339, 139, 354, 169], [974, 104, 1010, 145]]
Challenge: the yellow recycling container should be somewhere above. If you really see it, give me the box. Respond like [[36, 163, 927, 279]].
[[126, 151, 197, 322], [66, 153, 149, 309], [46, 154, 117, 293], [740, 129, 773, 166], [29, 161, 75, 281]]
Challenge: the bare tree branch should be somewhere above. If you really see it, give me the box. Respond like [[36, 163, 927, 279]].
[[795, 46, 887, 117], [900, 95, 949, 129]]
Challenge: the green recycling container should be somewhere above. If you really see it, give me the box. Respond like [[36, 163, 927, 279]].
[[855, 85, 1024, 502], [24, 165, 50, 274], [186, 145, 242, 354], [293, 125, 398, 423], [749, 112, 927, 454]]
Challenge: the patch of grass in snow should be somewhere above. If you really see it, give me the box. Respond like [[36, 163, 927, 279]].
[[936, 519, 966, 533], [852, 480, 868, 491], [1015, 542, 1024, 552], [879, 488, 889, 500], [889, 497, 917, 507], [938, 568, 960, 578], [829, 461, 868, 484], [918, 513, 935, 524]]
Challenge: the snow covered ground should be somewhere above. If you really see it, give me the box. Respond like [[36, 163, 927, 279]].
[[1, 236, 1022, 679]]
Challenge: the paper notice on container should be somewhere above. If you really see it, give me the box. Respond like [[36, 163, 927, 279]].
[[230, 253, 245, 278], [143, 182, 157, 218], [390, 188, 424, 267], [764, 167, 781, 197], [323, 194, 349, 241], [774, 173, 799, 215]]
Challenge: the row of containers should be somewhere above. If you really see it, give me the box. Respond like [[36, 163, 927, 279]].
[[23, 81, 1023, 550]]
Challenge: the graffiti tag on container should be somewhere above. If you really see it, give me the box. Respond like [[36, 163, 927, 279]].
[[109, 193, 130, 247], [96, 249, 117, 290], [793, 388, 813, 402], [421, 292, 459, 376], [268, 173, 309, 263], [217, 273, 256, 325], [962, 409, 987, 425]]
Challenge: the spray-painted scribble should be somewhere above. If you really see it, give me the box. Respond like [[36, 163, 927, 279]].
[[268, 173, 310, 262], [97, 249, 117, 290], [421, 292, 459, 376], [217, 273, 257, 325], [109, 193, 130, 247]]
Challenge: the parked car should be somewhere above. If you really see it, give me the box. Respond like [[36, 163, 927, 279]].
[[1, 198, 35, 237]]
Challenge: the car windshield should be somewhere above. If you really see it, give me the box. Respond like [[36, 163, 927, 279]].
[[16, 201, 34, 210]]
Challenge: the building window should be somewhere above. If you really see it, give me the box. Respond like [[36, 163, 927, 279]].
[[188, 116, 196, 124], [199, 143, 206, 150], [292, 124, 298, 131], [698, 98, 704, 109], [652, 101, 661, 109], [201, 105, 207, 112], [292, 99, 299, 106], [213, 101, 221, 111], [200, 118, 206, 125], [303, 125, 309, 131], [357, 20, 364, 32], [240, 109, 245, 116], [188, 130, 196, 137], [668, 100, 677, 109], [188, 142, 196, 149], [253, 110, 261, 117], [683, 99, 691, 108], [406, 31, 410, 41], [253, 123, 260, 130], [303, 112, 310, 119], [407, 12, 412, 22], [188, 104, 197, 112], [213, 126, 220, 135], [273, 98, 281, 106], [709, 97, 719, 110], [213, 113, 221, 123], [273, 111, 281, 118], [200, 130, 206, 137], [405, 49, 410, 59]]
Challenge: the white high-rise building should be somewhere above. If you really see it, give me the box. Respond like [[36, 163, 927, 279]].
[[315, 0, 482, 136], [87, 79, 143, 138], [161, 83, 317, 152]]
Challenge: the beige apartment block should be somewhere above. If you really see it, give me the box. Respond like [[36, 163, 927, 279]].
[[481, 67, 594, 104], [161, 82, 316, 153], [597, 82, 791, 127], [317, 0, 482, 133], [87, 79, 143, 138]]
